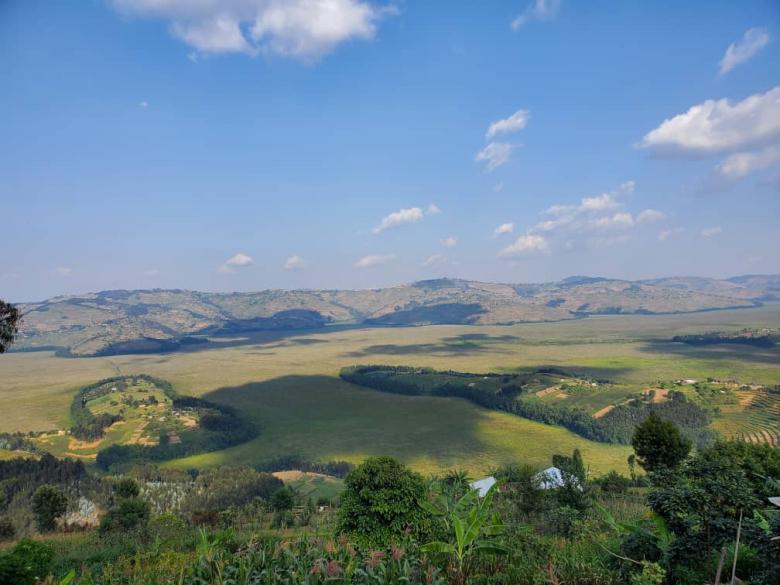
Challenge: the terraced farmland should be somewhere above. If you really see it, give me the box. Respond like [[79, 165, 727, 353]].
[[712, 388, 780, 445]]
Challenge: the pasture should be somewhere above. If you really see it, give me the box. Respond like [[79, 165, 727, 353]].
[[1, 303, 779, 474]]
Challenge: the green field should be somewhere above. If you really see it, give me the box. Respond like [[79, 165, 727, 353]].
[[2, 304, 779, 475]]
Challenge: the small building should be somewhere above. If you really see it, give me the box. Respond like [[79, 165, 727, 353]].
[[535, 466, 566, 489], [470, 476, 497, 497]]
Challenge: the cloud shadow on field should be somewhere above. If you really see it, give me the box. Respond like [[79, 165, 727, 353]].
[[638, 340, 780, 366], [195, 374, 630, 474], [343, 341, 511, 358]]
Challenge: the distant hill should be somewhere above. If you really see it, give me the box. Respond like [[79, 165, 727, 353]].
[[13, 275, 775, 357]]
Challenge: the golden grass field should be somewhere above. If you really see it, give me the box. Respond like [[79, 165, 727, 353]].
[[2, 304, 779, 475]]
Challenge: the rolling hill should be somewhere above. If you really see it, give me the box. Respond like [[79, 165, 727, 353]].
[[13, 275, 773, 357]]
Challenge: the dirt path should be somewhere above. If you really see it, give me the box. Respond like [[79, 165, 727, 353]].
[[593, 405, 615, 419]]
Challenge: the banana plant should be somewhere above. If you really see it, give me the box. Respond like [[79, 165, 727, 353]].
[[421, 481, 509, 584]]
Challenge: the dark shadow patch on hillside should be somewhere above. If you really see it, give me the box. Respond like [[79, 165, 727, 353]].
[[343, 340, 511, 358], [638, 340, 780, 366], [195, 375, 555, 468], [441, 333, 521, 343]]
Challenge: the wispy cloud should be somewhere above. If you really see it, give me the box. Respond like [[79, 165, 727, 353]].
[[475, 142, 513, 172], [493, 222, 514, 237], [142, 268, 160, 276], [354, 253, 396, 268], [54, 267, 73, 276], [373, 204, 440, 234], [440, 236, 457, 248], [636, 209, 665, 224], [284, 255, 305, 270], [219, 252, 254, 273], [719, 27, 770, 76], [658, 227, 683, 241], [701, 226, 723, 238], [422, 254, 447, 267], [511, 0, 561, 30], [111, 0, 393, 61], [485, 110, 529, 140], [717, 145, 780, 179]]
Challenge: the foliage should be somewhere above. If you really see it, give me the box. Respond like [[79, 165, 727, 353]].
[[31, 484, 67, 532], [0, 539, 54, 585], [115, 478, 140, 499], [181, 466, 282, 517], [338, 456, 433, 548], [421, 481, 509, 584], [596, 471, 631, 495], [0, 517, 14, 541], [270, 487, 294, 512], [631, 412, 691, 472], [92, 376, 258, 470], [255, 454, 355, 478], [0, 300, 20, 354], [99, 497, 150, 534]]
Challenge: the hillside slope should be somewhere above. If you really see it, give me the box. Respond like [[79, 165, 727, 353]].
[[14, 275, 769, 356]]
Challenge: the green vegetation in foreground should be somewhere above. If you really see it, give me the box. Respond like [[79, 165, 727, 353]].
[[0, 428, 778, 585], [167, 375, 632, 476]]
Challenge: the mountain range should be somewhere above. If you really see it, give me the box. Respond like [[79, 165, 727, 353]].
[[13, 274, 780, 357]]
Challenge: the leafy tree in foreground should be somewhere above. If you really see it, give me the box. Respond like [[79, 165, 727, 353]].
[[338, 456, 433, 548], [631, 412, 691, 472], [30, 485, 67, 533], [0, 300, 21, 353]]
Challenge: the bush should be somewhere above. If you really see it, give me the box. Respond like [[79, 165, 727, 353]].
[[271, 487, 294, 512], [338, 456, 433, 548], [0, 539, 54, 585], [115, 477, 140, 499], [99, 498, 150, 534], [31, 484, 67, 533], [0, 518, 13, 542], [596, 470, 630, 495]]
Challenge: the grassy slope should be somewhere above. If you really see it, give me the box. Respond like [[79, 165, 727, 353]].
[[1, 304, 778, 474]]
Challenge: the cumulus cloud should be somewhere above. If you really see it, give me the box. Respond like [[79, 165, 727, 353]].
[[511, 0, 561, 30], [719, 27, 770, 76], [485, 109, 529, 140], [373, 204, 440, 234], [493, 222, 514, 236], [284, 255, 305, 270], [111, 0, 391, 61], [640, 87, 780, 156], [219, 252, 254, 273], [588, 212, 634, 230], [440, 236, 457, 248], [54, 267, 73, 276], [354, 253, 396, 268], [475, 142, 513, 172], [717, 145, 780, 179], [701, 226, 723, 238], [637, 209, 666, 224], [499, 233, 549, 258]]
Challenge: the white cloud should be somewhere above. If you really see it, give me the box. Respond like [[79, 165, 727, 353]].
[[498, 233, 549, 258], [588, 212, 634, 230], [422, 254, 446, 267], [717, 145, 780, 178], [719, 27, 771, 76], [219, 252, 254, 273], [701, 226, 723, 238], [373, 204, 439, 234], [485, 109, 529, 140], [658, 227, 683, 241], [440, 236, 457, 248], [493, 222, 514, 236], [284, 255, 305, 270], [637, 209, 665, 224], [580, 193, 620, 212], [111, 0, 389, 61], [54, 267, 73, 276], [354, 253, 396, 268], [640, 87, 780, 156], [511, 0, 561, 30], [475, 142, 513, 172]]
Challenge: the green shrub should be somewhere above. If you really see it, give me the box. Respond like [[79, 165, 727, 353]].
[[0, 539, 54, 585], [99, 497, 150, 534], [0, 517, 14, 541], [338, 456, 433, 548], [31, 484, 67, 532]]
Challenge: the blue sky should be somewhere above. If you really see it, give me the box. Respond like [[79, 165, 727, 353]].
[[1, 0, 779, 302]]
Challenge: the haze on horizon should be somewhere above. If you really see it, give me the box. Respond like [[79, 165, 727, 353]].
[[1, 0, 779, 303]]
